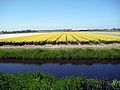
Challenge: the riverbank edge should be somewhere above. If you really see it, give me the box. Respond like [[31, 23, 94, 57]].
[[0, 72, 120, 89], [0, 48, 120, 59]]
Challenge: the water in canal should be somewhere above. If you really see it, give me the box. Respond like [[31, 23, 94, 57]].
[[0, 59, 120, 80]]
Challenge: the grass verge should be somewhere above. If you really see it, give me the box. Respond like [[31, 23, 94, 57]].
[[0, 48, 120, 59]]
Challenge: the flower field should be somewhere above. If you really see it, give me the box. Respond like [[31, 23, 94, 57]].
[[0, 33, 45, 39], [0, 32, 120, 45]]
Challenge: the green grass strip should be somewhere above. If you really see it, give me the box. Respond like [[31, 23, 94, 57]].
[[0, 48, 120, 59]]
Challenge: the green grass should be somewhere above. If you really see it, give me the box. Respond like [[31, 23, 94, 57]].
[[0, 72, 120, 90], [0, 48, 120, 59]]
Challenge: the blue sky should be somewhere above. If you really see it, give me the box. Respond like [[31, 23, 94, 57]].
[[0, 0, 120, 31]]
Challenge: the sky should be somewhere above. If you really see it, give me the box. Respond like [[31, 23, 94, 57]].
[[0, 0, 120, 31]]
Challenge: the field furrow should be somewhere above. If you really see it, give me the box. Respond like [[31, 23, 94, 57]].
[[66, 33, 78, 44], [46, 33, 63, 42]]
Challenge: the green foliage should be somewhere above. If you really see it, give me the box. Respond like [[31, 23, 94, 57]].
[[0, 73, 120, 90], [0, 40, 120, 46]]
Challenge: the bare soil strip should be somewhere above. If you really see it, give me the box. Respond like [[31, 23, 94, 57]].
[[0, 44, 120, 49]]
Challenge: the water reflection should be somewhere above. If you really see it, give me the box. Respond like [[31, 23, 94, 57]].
[[0, 59, 120, 80], [0, 59, 120, 65]]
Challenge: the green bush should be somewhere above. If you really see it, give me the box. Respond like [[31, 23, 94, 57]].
[[0, 73, 120, 90]]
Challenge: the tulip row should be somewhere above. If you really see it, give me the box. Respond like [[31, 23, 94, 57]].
[[0, 32, 120, 45]]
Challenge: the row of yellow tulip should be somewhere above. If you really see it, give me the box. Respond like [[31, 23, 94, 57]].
[[0, 32, 120, 45]]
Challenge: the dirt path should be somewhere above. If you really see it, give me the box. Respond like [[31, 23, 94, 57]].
[[0, 44, 120, 49]]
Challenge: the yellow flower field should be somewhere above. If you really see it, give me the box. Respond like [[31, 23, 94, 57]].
[[0, 32, 120, 45]]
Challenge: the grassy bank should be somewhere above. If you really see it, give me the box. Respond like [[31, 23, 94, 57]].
[[0, 48, 120, 59], [0, 72, 120, 90]]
